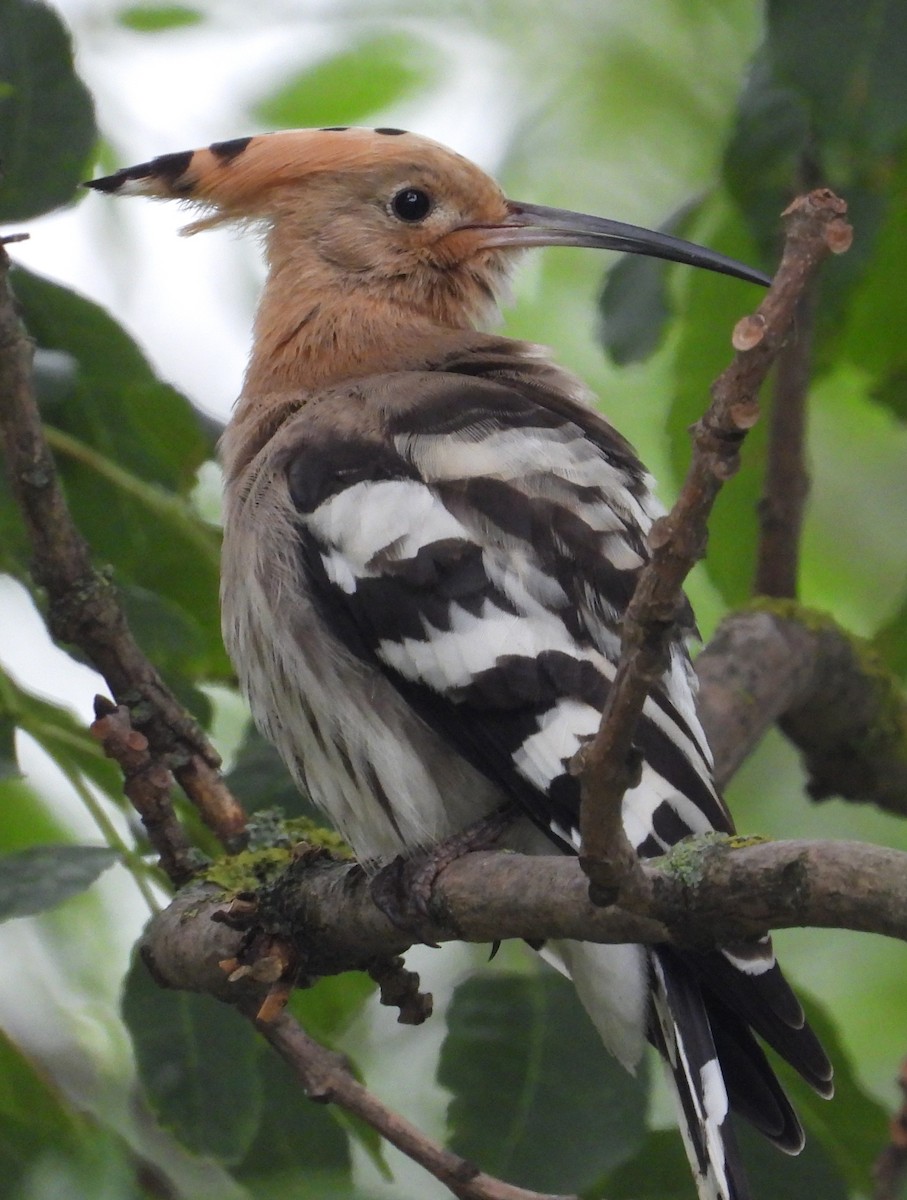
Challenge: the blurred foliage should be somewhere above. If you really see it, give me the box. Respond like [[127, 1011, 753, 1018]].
[[0, 844, 118, 920], [9, 268, 227, 696], [122, 957, 264, 1166], [251, 33, 440, 131], [0, 0, 96, 221], [117, 4, 202, 32], [1, 2, 906, 1199], [440, 971, 648, 1192]]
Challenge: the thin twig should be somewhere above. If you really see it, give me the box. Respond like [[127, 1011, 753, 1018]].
[[90, 698, 197, 887], [754, 290, 816, 597], [0, 244, 246, 850], [577, 190, 853, 903], [253, 1008, 574, 1200]]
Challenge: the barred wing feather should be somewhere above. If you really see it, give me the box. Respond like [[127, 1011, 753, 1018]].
[[284, 357, 831, 1200]]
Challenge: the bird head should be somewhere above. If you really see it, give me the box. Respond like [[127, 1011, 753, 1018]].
[[87, 126, 768, 329]]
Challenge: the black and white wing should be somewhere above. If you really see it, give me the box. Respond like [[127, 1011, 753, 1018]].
[[284, 345, 832, 1200]]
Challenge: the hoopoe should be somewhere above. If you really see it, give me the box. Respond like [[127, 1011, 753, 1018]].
[[89, 127, 832, 1200]]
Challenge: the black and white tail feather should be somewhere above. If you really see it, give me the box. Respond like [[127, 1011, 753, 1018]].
[[651, 950, 747, 1200], [223, 335, 833, 1200]]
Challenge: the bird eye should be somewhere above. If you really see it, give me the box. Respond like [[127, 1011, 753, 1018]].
[[390, 187, 433, 223]]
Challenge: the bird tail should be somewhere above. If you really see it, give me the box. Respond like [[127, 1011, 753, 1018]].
[[649, 947, 749, 1200], [547, 939, 746, 1199]]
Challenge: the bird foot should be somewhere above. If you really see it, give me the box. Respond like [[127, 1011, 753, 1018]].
[[369, 803, 519, 935]]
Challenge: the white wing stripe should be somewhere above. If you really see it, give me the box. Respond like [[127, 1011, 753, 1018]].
[[310, 478, 468, 566], [377, 600, 580, 690]]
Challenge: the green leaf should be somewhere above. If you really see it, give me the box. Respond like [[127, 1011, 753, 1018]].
[[736, 1118, 850, 1200], [439, 970, 648, 1193], [289, 973, 375, 1049], [122, 954, 263, 1165], [8, 267, 229, 681], [252, 33, 438, 129], [117, 4, 203, 31], [0, 0, 97, 220], [9, 268, 212, 493], [599, 199, 702, 366], [766, 0, 907, 160], [797, 365, 907, 637], [840, 154, 907, 418], [0, 711, 16, 780], [116, 582, 214, 724], [724, 5, 907, 335], [0, 1034, 149, 1200], [234, 1046, 351, 1190], [602, 1128, 695, 1199], [723, 51, 811, 267], [599, 246, 673, 368], [0, 1028, 83, 1192], [0, 845, 118, 921], [0, 771, 72, 851], [873, 590, 907, 676]]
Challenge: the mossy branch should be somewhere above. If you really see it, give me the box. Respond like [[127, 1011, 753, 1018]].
[[697, 603, 907, 816]]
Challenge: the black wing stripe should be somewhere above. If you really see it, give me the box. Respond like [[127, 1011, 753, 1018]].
[[707, 1003, 804, 1151], [288, 435, 418, 514], [682, 950, 833, 1095], [350, 540, 512, 642], [634, 718, 730, 834], [388, 376, 571, 438], [652, 800, 700, 847]]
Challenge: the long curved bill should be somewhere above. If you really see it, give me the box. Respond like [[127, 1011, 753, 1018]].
[[479, 200, 770, 287]]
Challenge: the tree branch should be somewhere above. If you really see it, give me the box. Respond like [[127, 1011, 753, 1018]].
[[253, 1008, 574, 1200], [578, 190, 853, 901], [138, 826, 907, 1200], [696, 606, 907, 814], [142, 837, 907, 1012], [753, 290, 815, 597], [0, 245, 246, 853], [90, 698, 198, 886]]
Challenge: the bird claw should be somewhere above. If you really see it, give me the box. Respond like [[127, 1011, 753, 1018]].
[[369, 804, 519, 936]]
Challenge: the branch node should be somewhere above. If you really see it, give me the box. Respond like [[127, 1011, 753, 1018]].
[[728, 399, 761, 431], [825, 220, 854, 254], [732, 313, 766, 351]]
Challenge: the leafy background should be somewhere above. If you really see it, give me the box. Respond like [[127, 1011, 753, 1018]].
[[1, 0, 906, 1197]]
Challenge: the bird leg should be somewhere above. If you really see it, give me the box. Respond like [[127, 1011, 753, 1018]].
[[369, 802, 521, 934]]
